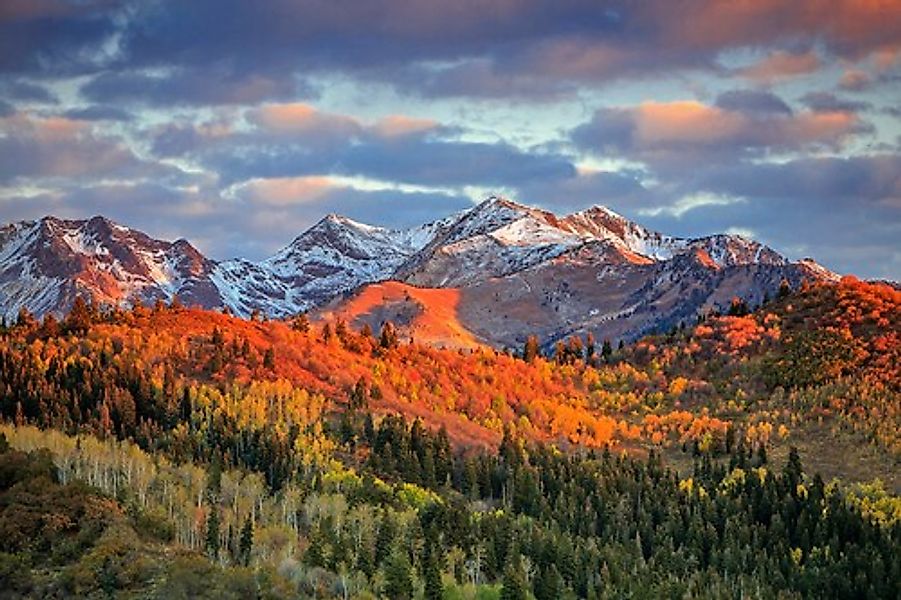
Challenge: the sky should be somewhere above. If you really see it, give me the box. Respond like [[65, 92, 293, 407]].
[[0, 1, 899, 279]]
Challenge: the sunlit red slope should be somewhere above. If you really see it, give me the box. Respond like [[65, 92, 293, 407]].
[[315, 281, 486, 350]]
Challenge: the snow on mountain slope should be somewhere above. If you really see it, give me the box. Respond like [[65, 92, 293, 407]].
[[0, 197, 840, 340], [396, 197, 585, 286], [559, 205, 687, 259], [687, 234, 787, 268], [0, 216, 222, 321], [210, 214, 457, 317]]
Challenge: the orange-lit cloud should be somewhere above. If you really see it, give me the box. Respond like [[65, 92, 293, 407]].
[[372, 115, 438, 138], [839, 68, 872, 91], [236, 176, 336, 206], [573, 99, 870, 171], [249, 103, 362, 138], [738, 50, 821, 83]]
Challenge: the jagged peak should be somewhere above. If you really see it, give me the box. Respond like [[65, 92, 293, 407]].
[[314, 213, 386, 235], [474, 195, 525, 210], [569, 204, 626, 220]]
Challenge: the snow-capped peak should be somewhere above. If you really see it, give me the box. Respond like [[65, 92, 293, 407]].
[[0, 198, 840, 324], [559, 205, 686, 260]]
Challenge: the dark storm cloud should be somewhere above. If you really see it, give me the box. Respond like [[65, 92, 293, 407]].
[[4, 1, 900, 98], [81, 68, 310, 107], [799, 92, 873, 114], [715, 90, 793, 115]]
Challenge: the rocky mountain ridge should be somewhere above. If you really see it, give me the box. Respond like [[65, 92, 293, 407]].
[[0, 197, 837, 344]]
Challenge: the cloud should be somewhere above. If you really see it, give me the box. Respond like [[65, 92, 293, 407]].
[[232, 176, 336, 207], [715, 89, 793, 115], [634, 153, 901, 278], [572, 99, 871, 170], [839, 69, 873, 91], [1, 178, 473, 260], [63, 105, 133, 121], [799, 92, 872, 114], [230, 177, 473, 234], [0, 112, 177, 183], [371, 115, 439, 138], [248, 103, 362, 139], [149, 102, 575, 189], [0, 78, 57, 103], [81, 68, 311, 107], [736, 50, 821, 83], [4, 1, 899, 99], [513, 169, 657, 214]]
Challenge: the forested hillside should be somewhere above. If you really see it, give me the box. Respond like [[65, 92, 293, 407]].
[[0, 277, 898, 597]]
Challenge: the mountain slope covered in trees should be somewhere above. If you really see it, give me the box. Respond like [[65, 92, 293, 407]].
[[0, 277, 898, 598]]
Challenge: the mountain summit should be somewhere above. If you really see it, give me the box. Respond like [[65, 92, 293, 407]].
[[0, 198, 836, 344]]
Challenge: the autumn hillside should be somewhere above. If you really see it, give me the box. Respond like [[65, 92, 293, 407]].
[[2, 297, 624, 450], [0, 277, 899, 598], [1, 277, 897, 489]]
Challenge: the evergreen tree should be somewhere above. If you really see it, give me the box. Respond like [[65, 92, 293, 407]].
[[239, 516, 254, 566], [64, 296, 93, 335], [379, 321, 399, 350], [534, 564, 563, 600], [523, 335, 540, 363], [349, 377, 368, 410], [384, 548, 413, 600], [262, 347, 275, 370], [205, 508, 220, 560], [601, 339, 613, 362], [292, 312, 310, 333], [423, 546, 444, 600], [500, 555, 529, 600], [778, 278, 792, 299]]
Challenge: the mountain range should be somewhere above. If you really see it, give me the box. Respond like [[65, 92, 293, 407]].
[[0, 197, 837, 346]]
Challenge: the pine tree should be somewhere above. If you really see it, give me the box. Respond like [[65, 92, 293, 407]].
[[778, 278, 792, 299], [262, 347, 275, 370], [523, 335, 540, 362], [534, 564, 563, 600], [380, 321, 399, 350], [423, 545, 444, 600], [384, 548, 413, 600], [349, 377, 368, 410], [65, 296, 93, 335], [15, 306, 36, 329], [292, 312, 310, 333], [205, 508, 220, 560], [239, 516, 254, 566], [728, 296, 750, 316], [601, 339, 613, 362], [500, 555, 529, 600]]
